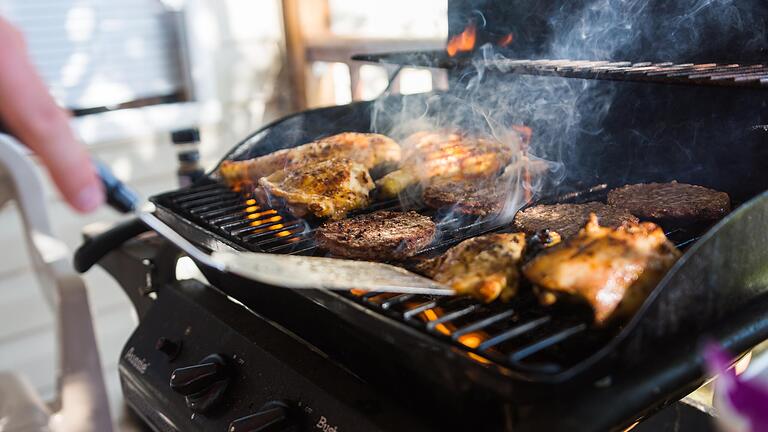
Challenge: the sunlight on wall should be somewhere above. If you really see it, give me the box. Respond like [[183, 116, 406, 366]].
[[358, 65, 389, 100], [399, 68, 434, 95], [65, 5, 96, 42], [329, 0, 447, 39], [332, 63, 352, 105]]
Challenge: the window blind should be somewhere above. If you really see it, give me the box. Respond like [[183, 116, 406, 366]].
[[0, 0, 186, 110]]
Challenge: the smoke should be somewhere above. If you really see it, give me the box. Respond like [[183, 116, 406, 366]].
[[370, 0, 762, 224], [547, 0, 760, 61]]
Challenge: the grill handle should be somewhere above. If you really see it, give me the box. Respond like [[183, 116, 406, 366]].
[[74, 218, 149, 273]]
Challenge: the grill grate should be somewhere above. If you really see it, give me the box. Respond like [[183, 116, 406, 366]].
[[353, 51, 768, 89], [154, 181, 704, 375]]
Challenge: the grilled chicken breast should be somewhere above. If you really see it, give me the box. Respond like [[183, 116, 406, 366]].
[[220, 132, 400, 186], [315, 210, 436, 261], [423, 233, 527, 303], [523, 214, 681, 324], [258, 159, 374, 220], [376, 130, 516, 198]]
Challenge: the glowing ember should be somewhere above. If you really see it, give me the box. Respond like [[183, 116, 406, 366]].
[[249, 215, 282, 227], [422, 309, 452, 335], [498, 33, 514, 47], [247, 209, 278, 220], [447, 22, 476, 57], [457, 332, 491, 364], [468, 352, 491, 364], [457, 332, 486, 349]]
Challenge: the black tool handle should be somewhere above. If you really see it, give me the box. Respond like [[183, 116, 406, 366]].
[[75, 160, 147, 272], [93, 159, 140, 213]]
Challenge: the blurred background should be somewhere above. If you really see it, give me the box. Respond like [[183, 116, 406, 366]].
[[0, 0, 446, 422]]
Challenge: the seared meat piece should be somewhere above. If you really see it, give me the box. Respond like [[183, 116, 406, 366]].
[[376, 130, 516, 198], [219, 132, 400, 186], [512, 202, 639, 239], [523, 215, 681, 324], [422, 233, 527, 303], [315, 210, 436, 261], [607, 181, 731, 225], [422, 178, 507, 216], [258, 159, 374, 220]]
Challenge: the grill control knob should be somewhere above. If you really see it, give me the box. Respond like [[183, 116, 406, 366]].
[[170, 354, 230, 413], [228, 401, 291, 432]]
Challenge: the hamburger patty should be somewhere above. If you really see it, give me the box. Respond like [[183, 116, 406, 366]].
[[315, 210, 436, 261], [607, 181, 731, 224], [512, 202, 639, 239], [422, 179, 507, 216]]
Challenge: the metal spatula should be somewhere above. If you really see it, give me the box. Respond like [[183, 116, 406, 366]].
[[95, 161, 454, 296]]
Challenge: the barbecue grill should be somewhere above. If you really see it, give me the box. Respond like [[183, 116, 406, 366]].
[[77, 1, 768, 430]]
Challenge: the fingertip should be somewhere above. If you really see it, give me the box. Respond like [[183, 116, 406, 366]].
[[71, 181, 105, 213]]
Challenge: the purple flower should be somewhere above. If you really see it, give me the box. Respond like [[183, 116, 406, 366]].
[[705, 343, 768, 432]]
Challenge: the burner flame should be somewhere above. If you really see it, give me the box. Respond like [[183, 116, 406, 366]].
[[446, 22, 476, 57], [497, 33, 514, 47]]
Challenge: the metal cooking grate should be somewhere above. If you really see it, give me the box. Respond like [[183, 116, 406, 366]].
[[353, 51, 768, 89], [162, 182, 507, 256], [155, 181, 704, 375]]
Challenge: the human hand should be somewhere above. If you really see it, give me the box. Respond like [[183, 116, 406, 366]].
[[0, 17, 104, 212]]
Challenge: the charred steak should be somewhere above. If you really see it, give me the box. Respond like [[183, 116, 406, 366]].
[[607, 181, 731, 225], [315, 210, 436, 261], [513, 202, 639, 239], [422, 179, 507, 216]]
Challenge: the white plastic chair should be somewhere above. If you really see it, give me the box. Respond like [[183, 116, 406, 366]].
[[0, 133, 113, 432]]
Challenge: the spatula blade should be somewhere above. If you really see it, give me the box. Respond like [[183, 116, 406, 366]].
[[212, 251, 455, 296]]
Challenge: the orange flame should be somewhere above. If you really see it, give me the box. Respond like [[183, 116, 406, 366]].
[[447, 22, 477, 57], [422, 309, 452, 335], [457, 332, 491, 364], [498, 33, 514, 47]]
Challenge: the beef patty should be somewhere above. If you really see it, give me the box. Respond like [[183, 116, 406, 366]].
[[512, 202, 639, 239], [607, 181, 731, 225], [315, 210, 436, 261], [422, 179, 507, 216]]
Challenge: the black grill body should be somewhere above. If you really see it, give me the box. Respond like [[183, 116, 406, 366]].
[[138, 88, 768, 429]]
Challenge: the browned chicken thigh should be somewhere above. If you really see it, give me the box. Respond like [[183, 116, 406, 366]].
[[523, 214, 681, 324], [422, 233, 528, 303], [258, 159, 375, 220], [220, 132, 400, 186]]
